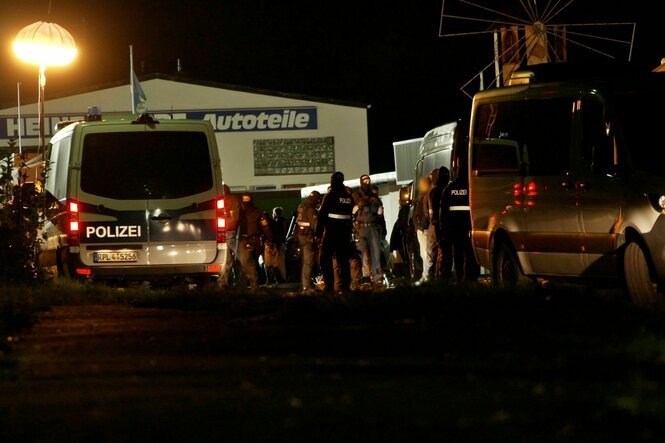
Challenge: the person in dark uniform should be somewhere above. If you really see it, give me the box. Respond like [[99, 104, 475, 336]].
[[238, 193, 273, 290], [315, 171, 354, 293], [440, 166, 480, 283], [295, 191, 321, 293], [264, 206, 287, 285], [428, 166, 451, 279], [390, 185, 419, 279], [220, 184, 242, 287]]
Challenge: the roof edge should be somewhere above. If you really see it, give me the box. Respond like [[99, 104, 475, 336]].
[[1, 73, 370, 110]]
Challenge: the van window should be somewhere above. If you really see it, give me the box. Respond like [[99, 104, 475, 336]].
[[80, 131, 213, 200], [616, 90, 665, 176], [422, 150, 451, 180], [474, 98, 573, 176], [45, 135, 72, 202], [581, 100, 615, 174]]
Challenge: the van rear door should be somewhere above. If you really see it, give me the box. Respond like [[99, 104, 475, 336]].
[[77, 127, 218, 267]]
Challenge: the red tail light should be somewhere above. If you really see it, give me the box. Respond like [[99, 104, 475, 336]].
[[68, 199, 80, 246], [216, 197, 226, 243]]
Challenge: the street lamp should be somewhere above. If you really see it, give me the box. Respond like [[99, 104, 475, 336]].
[[13, 21, 77, 156]]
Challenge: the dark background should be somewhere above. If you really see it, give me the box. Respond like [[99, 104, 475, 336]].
[[0, 0, 662, 173]]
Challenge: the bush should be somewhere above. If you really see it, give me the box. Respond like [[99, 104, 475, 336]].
[[0, 140, 44, 284]]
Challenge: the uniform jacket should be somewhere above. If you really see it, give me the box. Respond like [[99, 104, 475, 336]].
[[315, 185, 354, 239], [439, 177, 471, 236], [296, 196, 318, 239]]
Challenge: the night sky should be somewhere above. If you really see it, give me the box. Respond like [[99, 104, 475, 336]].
[[0, 0, 663, 173]]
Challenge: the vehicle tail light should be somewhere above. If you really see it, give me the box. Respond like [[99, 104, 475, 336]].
[[76, 268, 91, 276], [68, 199, 80, 246], [216, 197, 226, 244]]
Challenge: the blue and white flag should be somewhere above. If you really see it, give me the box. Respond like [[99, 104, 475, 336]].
[[131, 70, 147, 114]]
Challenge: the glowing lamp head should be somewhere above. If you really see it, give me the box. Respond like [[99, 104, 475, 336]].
[[13, 21, 77, 67]]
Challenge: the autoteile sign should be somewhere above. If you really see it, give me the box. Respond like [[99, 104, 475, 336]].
[[0, 107, 318, 139]]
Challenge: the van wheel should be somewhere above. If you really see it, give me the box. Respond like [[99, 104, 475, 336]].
[[493, 242, 529, 289], [624, 242, 660, 307]]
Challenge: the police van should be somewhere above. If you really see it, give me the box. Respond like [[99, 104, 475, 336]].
[[410, 120, 466, 203], [39, 111, 228, 284], [469, 65, 665, 304]]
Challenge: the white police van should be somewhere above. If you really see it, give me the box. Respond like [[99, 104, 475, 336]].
[[39, 111, 228, 284]]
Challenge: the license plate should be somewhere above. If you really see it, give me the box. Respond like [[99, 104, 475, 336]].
[[93, 251, 139, 263]]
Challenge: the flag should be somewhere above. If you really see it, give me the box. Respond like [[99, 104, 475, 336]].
[[131, 70, 148, 114]]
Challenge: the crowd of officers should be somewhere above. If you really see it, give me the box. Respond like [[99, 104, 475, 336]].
[[221, 166, 477, 293]]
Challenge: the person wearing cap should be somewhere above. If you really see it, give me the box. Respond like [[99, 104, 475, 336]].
[[315, 171, 354, 293], [352, 174, 385, 286], [238, 193, 273, 291], [295, 191, 322, 293]]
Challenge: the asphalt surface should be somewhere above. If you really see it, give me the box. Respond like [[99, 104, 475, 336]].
[[2, 289, 665, 442]]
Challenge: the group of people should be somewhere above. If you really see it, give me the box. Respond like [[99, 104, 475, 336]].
[[221, 185, 288, 290], [221, 164, 477, 293], [296, 172, 388, 293], [406, 164, 479, 284]]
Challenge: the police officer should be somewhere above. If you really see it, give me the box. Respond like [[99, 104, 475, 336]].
[[295, 191, 321, 293], [315, 171, 354, 293], [264, 207, 287, 285], [220, 184, 242, 287], [440, 166, 480, 283], [238, 193, 273, 290], [353, 174, 384, 286]]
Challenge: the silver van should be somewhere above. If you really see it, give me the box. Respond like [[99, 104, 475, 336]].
[[410, 120, 465, 203], [40, 112, 228, 284], [469, 67, 665, 304]]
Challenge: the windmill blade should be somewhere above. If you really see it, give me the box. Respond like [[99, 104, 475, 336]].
[[543, 0, 575, 24], [555, 28, 633, 45], [458, 0, 532, 25], [545, 29, 616, 59], [540, 0, 560, 23]]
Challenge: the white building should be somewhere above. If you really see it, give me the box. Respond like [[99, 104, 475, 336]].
[[0, 74, 370, 191]]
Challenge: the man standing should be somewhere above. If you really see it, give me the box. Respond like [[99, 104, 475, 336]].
[[315, 171, 354, 293], [413, 176, 431, 283], [440, 166, 480, 283], [295, 191, 321, 293], [238, 193, 272, 291], [429, 166, 451, 279], [220, 185, 242, 287], [264, 207, 287, 285], [353, 175, 384, 286]]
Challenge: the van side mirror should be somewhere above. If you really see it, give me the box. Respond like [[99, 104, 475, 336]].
[[472, 138, 522, 176]]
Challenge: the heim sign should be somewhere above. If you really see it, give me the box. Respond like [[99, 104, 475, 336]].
[[0, 107, 317, 139]]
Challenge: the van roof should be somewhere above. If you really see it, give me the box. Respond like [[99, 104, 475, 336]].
[[475, 63, 665, 102], [49, 117, 212, 143]]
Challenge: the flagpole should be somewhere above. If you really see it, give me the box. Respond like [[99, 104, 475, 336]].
[[17, 82, 22, 155], [129, 44, 135, 113]]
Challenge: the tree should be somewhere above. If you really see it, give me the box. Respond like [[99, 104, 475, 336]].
[[0, 139, 44, 283]]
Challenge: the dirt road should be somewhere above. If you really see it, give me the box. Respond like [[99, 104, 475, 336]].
[[1, 293, 665, 442]]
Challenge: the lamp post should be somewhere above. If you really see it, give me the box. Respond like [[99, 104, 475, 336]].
[[13, 21, 77, 156]]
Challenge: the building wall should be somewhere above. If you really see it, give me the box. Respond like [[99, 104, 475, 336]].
[[0, 78, 369, 190]]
